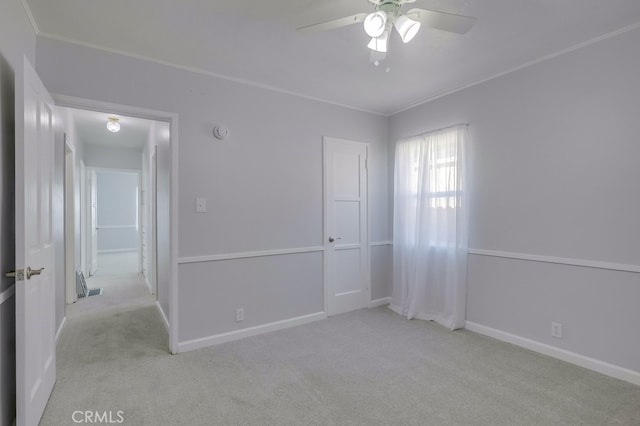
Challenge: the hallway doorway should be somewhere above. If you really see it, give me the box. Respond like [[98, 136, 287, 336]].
[[58, 104, 173, 346]]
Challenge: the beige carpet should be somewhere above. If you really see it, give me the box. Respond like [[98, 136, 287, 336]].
[[41, 295, 640, 425], [68, 251, 150, 319]]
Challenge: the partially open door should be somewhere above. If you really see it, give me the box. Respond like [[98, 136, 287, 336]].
[[13, 56, 56, 426]]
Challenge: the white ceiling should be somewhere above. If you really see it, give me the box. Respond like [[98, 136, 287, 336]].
[[27, 0, 640, 115], [63, 107, 153, 149]]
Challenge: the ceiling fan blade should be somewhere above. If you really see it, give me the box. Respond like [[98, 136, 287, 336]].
[[297, 13, 367, 33], [406, 8, 476, 34]]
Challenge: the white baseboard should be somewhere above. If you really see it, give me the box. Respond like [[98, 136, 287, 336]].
[[465, 321, 640, 387], [156, 301, 170, 333], [55, 317, 66, 344], [98, 248, 138, 254], [178, 311, 327, 353], [369, 297, 392, 308]]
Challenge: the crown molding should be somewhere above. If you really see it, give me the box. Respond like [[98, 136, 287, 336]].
[[37, 32, 388, 117], [390, 21, 640, 115], [19, 0, 40, 34]]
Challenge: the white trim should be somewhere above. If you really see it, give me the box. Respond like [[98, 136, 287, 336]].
[[52, 94, 175, 123], [392, 22, 640, 115], [371, 240, 392, 247], [55, 317, 66, 345], [19, 0, 39, 34], [90, 167, 141, 175], [169, 113, 180, 355], [468, 248, 640, 274], [97, 225, 137, 230], [178, 312, 326, 353], [178, 246, 324, 264], [369, 297, 392, 308], [465, 321, 640, 387], [156, 301, 170, 333], [39, 33, 386, 117], [0, 284, 16, 305], [53, 93, 180, 355], [97, 248, 138, 254]]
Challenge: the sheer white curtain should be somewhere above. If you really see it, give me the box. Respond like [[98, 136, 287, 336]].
[[391, 124, 469, 330]]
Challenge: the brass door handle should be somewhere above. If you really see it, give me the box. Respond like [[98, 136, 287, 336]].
[[27, 267, 45, 279]]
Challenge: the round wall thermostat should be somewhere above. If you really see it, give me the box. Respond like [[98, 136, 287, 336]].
[[213, 126, 229, 140]]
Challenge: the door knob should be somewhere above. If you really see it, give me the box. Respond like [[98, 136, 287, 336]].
[[26, 267, 45, 279], [328, 236, 342, 243]]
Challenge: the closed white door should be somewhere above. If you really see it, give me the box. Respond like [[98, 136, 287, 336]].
[[14, 56, 56, 426], [323, 137, 370, 316]]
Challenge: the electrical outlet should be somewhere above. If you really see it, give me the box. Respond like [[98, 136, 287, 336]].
[[551, 322, 562, 339], [235, 308, 244, 322]]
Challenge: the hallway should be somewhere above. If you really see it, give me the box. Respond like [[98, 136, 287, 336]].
[[68, 252, 150, 319], [40, 251, 168, 423]]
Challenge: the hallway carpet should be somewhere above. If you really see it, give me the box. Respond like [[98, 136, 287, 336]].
[[41, 305, 640, 425]]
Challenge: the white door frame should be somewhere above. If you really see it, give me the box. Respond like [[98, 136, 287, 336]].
[[64, 136, 77, 305], [80, 161, 88, 276], [53, 94, 180, 354], [323, 136, 371, 316], [88, 167, 142, 271]]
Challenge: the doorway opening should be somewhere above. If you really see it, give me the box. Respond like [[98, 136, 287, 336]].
[[57, 99, 177, 353]]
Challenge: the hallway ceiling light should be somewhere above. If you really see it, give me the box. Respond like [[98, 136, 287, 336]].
[[106, 117, 120, 133]]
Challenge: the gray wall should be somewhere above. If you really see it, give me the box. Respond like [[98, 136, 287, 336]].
[[96, 171, 139, 252], [0, 0, 36, 423], [84, 144, 142, 171], [35, 36, 391, 347], [390, 27, 640, 373]]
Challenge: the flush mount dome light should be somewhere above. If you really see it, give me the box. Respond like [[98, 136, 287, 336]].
[[106, 117, 120, 133], [364, 11, 387, 38], [394, 14, 421, 43]]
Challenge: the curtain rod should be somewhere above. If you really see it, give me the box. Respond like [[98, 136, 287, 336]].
[[399, 123, 469, 142]]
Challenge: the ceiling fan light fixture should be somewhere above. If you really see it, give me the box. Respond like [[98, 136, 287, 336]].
[[367, 30, 389, 53], [364, 11, 387, 38], [395, 14, 421, 43], [106, 117, 120, 133]]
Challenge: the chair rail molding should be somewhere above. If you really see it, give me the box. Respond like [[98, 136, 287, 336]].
[[178, 246, 325, 264], [468, 248, 640, 274]]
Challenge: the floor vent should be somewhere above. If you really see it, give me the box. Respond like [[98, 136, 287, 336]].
[[76, 270, 103, 298]]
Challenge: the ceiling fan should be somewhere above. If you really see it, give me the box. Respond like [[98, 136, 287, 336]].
[[298, 0, 476, 62]]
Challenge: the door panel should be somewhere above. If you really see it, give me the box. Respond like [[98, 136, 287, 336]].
[[15, 56, 56, 426], [324, 137, 369, 316]]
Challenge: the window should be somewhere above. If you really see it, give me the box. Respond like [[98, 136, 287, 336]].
[[392, 123, 469, 328], [394, 124, 466, 248]]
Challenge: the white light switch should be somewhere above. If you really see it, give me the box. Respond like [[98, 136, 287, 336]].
[[195, 197, 207, 213]]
